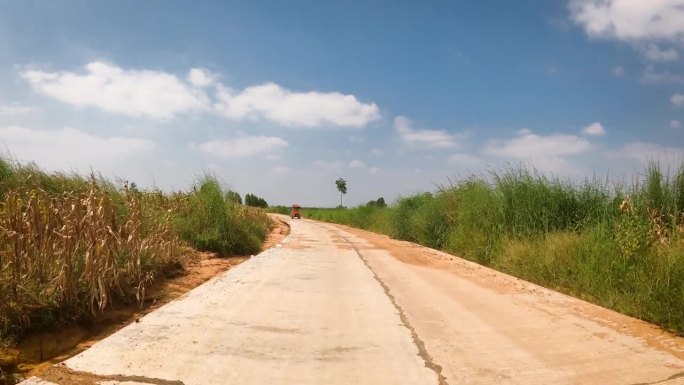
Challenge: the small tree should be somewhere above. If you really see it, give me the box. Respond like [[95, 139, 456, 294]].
[[335, 178, 347, 207]]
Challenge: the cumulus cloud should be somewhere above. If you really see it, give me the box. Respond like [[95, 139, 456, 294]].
[[484, 130, 592, 158], [21, 62, 210, 119], [369, 167, 380, 175], [612, 141, 684, 163], [483, 130, 595, 175], [394, 116, 463, 148], [187, 68, 215, 87], [640, 44, 679, 62], [612, 66, 626, 77], [0, 125, 155, 171], [672, 93, 684, 107], [0, 104, 32, 115], [569, 1, 684, 63], [582, 122, 606, 136], [21, 62, 381, 128], [197, 136, 288, 158], [371, 148, 383, 156], [671, 120, 682, 128], [214, 83, 380, 128], [569, 0, 684, 41]]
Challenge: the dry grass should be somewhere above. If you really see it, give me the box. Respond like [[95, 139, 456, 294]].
[[0, 160, 272, 341], [0, 180, 183, 336]]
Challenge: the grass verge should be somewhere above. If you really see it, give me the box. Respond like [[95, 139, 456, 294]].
[[307, 162, 684, 333]]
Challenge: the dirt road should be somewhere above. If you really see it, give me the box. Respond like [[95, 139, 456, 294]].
[[21, 217, 684, 384]]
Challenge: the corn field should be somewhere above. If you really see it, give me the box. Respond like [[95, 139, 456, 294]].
[[0, 181, 183, 336], [0, 159, 271, 339]]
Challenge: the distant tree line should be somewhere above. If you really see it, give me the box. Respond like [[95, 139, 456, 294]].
[[223, 190, 268, 208], [245, 193, 268, 208]]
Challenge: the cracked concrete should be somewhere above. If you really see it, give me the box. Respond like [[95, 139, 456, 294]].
[[331, 229, 448, 385], [21, 217, 437, 385]]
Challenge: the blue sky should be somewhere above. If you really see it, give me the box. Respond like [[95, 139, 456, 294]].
[[0, 0, 683, 206]]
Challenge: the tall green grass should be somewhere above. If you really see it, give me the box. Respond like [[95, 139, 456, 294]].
[[174, 176, 271, 255], [308, 163, 684, 333]]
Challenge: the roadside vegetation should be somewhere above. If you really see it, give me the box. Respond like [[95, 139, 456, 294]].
[[0, 158, 271, 341], [308, 163, 684, 333]]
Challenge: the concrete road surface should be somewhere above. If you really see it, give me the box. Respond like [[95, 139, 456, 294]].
[[22, 216, 684, 385]]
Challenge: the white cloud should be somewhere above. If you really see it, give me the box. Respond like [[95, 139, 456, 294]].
[[394, 116, 463, 148], [484, 130, 592, 158], [214, 82, 380, 128], [0, 104, 32, 115], [640, 44, 679, 62], [21, 62, 381, 128], [21, 62, 210, 119], [672, 93, 684, 107], [641, 67, 684, 84], [612, 141, 684, 163], [0, 126, 155, 171], [187, 68, 215, 87], [265, 154, 282, 161], [349, 159, 365, 169], [582, 122, 607, 136], [612, 66, 626, 77], [271, 166, 289, 173], [569, 0, 684, 41], [197, 136, 288, 158], [447, 153, 482, 166], [370, 148, 383, 156], [671, 120, 682, 128], [369, 167, 380, 175]]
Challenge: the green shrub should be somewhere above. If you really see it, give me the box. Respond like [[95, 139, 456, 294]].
[[174, 177, 270, 255]]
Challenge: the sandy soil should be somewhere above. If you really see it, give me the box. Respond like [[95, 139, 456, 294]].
[[0, 217, 289, 384]]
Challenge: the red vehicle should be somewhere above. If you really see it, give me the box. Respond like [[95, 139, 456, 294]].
[[290, 204, 301, 219]]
